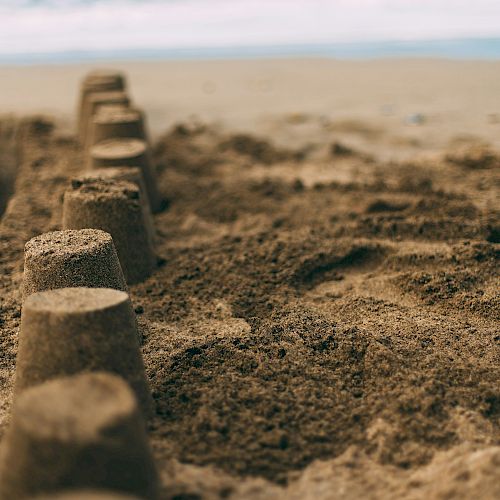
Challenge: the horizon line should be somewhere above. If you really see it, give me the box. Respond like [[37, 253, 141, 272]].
[[2, 36, 500, 65]]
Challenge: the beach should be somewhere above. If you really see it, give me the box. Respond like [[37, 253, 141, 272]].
[[0, 58, 499, 499], [1, 58, 500, 150]]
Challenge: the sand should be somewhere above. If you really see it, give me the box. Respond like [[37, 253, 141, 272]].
[[1, 59, 500, 153], [0, 58, 499, 499], [0, 372, 158, 499]]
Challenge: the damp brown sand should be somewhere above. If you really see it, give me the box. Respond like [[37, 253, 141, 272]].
[[0, 107, 498, 500]]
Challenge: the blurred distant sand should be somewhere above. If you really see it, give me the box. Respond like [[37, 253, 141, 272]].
[[1, 58, 499, 160]]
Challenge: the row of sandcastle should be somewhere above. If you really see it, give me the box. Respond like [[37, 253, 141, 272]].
[[0, 71, 164, 499]]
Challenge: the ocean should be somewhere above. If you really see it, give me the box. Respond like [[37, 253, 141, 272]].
[[1, 39, 500, 65]]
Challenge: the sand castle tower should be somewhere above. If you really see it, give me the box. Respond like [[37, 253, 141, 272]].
[[0, 372, 158, 499], [73, 168, 156, 243], [88, 138, 163, 213], [15, 287, 154, 416], [87, 105, 148, 152], [77, 71, 126, 141], [62, 178, 157, 284], [81, 91, 131, 146], [22, 229, 127, 300]]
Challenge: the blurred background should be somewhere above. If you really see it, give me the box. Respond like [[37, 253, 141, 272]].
[[0, 0, 499, 149]]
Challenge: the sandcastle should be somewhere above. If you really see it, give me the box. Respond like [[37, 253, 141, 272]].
[[72, 168, 156, 242], [81, 91, 130, 146], [87, 105, 148, 151], [89, 138, 163, 212], [15, 287, 154, 416], [77, 71, 125, 141], [62, 178, 156, 284], [2, 70, 163, 499], [0, 372, 158, 499], [22, 228, 127, 299], [78, 70, 163, 213]]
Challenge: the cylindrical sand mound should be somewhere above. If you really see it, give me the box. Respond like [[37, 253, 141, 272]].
[[83, 70, 126, 88], [88, 106, 146, 150], [81, 91, 130, 146], [74, 168, 156, 243], [23, 228, 127, 299], [0, 373, 158, 500], [15, 287, 154, 416], [62, 179, 156, 284], [89, 138, 163, 213], [78, 72, 126, 140]]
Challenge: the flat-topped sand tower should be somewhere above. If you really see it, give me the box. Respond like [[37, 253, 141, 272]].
[[0, 373, 158, 499], [63, 178, 156, 284], [74, 168, 156, 243], [15, 287, 153, 416], [81, 91, 130, 146], [89, 138, 163, 213], [88, 106, 148, 150], [78, 71, 126, 141], [84, 69, 125, 82], [81, 70, 126, 95], [23, 229, 126, 300]]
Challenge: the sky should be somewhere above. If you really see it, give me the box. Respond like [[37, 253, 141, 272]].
[[1, 0, 500, 57]]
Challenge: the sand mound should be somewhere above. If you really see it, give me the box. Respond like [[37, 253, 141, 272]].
[[0, 116, 498, 499]]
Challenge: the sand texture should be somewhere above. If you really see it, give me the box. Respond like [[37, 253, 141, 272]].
[[0, 59, 499, 499]]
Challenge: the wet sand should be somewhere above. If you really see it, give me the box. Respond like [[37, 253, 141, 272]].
[[0, 59, 499, 499]]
